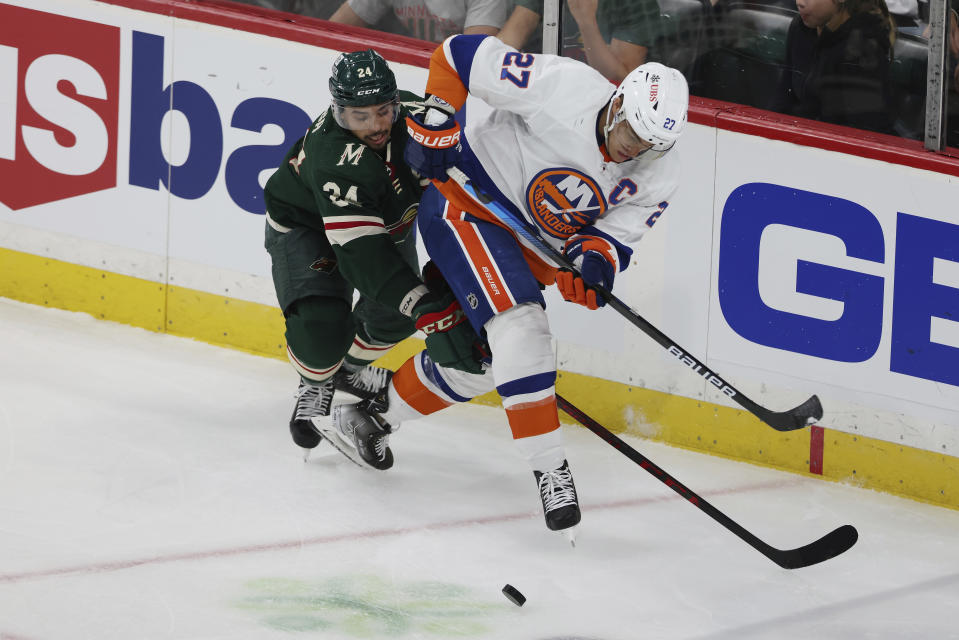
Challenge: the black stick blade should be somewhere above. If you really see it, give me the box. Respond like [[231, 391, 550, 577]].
[[761, 395, 824, 431], [771, 524, 858, 569]]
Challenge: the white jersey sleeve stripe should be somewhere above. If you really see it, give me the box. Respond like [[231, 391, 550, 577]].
[[323, 216, 387, 246]]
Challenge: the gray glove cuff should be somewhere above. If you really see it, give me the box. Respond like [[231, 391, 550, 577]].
[[424, 94, 455, 125], [399, 284, 429, 317]]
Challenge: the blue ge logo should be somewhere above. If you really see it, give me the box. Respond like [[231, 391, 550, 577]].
[[525, 167, 607, 239], [718, 182, 959, 388]]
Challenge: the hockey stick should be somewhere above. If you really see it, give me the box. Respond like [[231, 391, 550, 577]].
[[556, 394, 858, 569], [446, 167, 821, 432]]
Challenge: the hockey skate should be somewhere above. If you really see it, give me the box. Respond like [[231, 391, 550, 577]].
[[333, 364, 392, 401], [289, 379, 335, 450], [534, 460, 581, 541], [313, 399, 394, 470]]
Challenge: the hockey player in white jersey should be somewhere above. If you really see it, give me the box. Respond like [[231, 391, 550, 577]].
[[330, 34, 688, 535]]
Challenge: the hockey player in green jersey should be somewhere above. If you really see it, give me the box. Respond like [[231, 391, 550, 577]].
[[263, 49, 484, 470]]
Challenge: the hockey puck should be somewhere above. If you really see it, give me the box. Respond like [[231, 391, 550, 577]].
[[501, 584, 526, 607]]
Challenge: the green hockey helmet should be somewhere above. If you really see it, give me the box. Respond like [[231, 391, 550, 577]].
[[329, 49, 399, 128]]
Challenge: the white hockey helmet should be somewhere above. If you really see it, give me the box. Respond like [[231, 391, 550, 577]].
[[606, 62, 689, 154]]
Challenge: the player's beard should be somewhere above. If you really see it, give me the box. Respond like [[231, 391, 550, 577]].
[[362, 129, 390, 150]]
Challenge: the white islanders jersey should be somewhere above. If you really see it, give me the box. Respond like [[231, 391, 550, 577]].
[[430, 34, 681, 271]]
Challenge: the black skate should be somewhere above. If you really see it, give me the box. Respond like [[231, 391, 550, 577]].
[[289, 379, 334, 449], [333, 364, 393, 401], [534, 460, 581, 532], [314, 400, 394, 470]]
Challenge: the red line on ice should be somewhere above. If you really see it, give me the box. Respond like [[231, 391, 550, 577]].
[[0, 478, 797, 584]]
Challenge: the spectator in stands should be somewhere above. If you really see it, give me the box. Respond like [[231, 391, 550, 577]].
[[887, 0, 921, 34], [328, 0, 507, 42], [947, 0, 959, 147], [774, 0, 897, 134], [228, 0, 341, 19], [496, 0, 664, 83], [927, 0, 959, 87], [953, 1, 959, 88]]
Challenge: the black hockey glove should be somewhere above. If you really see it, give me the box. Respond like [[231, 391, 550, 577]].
[[412, 262, 487, 375]]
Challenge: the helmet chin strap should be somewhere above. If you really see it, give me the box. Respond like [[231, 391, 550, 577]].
[[603, 93, 653, 160], [602, 94, 619, 147]]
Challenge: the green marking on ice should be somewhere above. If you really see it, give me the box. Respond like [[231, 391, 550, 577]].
[[234, 574, 499, 637]]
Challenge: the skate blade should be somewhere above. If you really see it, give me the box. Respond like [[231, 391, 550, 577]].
[[312, 419, 375, 470], [562, 526, 578, 548]]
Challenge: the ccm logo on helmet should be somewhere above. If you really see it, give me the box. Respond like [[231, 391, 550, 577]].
[[406, 127, 461, 149]]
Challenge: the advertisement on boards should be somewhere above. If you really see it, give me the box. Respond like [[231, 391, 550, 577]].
[[710, 131, 959, 448], [0, 0, 715, 393], [0, 0, 429, 301], [2, 0, 957, 454]]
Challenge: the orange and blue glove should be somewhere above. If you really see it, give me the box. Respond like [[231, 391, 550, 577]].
[[404, 96, 461, 181], [555, 234, 618, 310]]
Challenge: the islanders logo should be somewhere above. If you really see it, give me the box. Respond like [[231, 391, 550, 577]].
[[525, 168, 607, 239]]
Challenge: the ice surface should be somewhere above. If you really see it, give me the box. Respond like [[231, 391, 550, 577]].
[[1, 298, 957, 640]]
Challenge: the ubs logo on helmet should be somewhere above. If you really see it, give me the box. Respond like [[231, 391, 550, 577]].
[[525, 168, 607, 239]]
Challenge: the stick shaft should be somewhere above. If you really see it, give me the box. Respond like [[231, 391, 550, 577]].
[[446, 168, 820, 431], [556, 394, 858, 569], [556, 395, 774, 553]]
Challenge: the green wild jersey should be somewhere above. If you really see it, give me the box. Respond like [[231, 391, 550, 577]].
[[264, 91, 426, 312]]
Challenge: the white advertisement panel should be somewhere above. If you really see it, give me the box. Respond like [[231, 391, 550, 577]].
[[0, 0, 431, 305], [709, 129, 959, 451], [0, 0, 174, 281]]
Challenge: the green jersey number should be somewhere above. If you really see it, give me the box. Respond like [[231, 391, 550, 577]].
[[323, 181, 359, 208]]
